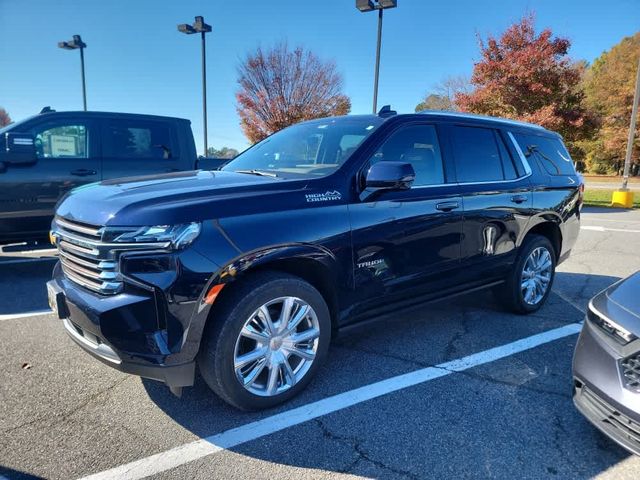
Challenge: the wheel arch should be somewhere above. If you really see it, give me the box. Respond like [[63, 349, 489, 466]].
[[521, 216, 563, 261], [202, 244, 342, 333]]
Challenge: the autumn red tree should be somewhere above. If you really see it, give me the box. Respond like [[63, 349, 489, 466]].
[[236, 43, 351, 143], [0, 108, 11, 128], [456, 14, 595, 157]]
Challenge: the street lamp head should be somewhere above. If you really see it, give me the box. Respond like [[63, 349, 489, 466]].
[[356, 0, 375, 11], [193, 16, 212, 33], [58, 34, 86, 50], [178, 23, 197, 34], [355, 0, 397, 11], [178, 16, 211, 34]]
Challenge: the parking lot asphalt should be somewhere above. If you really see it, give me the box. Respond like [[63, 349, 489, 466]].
[[1, 206, 640, 480]]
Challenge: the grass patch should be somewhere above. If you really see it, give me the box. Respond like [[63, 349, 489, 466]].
[[583, 189, 640, 208]]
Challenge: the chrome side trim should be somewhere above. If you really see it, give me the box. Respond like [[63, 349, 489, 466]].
[[507, 131, 533, 176], [62, 317, 121, 364]]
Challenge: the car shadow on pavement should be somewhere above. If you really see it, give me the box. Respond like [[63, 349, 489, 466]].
[[140, 271, 631, 479], [0, 259, 55, 315], [0, 466, 46, 480]]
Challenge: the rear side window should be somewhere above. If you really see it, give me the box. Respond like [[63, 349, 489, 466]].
[[450, 126, 514, 182], [104, 120, 174, 159], [513, 133, 575, 176]]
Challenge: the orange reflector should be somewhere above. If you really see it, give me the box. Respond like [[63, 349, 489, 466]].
[[49, 231, 56, 245], [204, 284, 225, 305]]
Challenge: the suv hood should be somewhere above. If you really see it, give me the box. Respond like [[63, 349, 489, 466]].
[[55, 170, 304, 226], [591, 271, 640, 335]]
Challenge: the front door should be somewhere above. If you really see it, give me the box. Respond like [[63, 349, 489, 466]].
[[348, 123, 464, 320], [0, 117, 99, 240]]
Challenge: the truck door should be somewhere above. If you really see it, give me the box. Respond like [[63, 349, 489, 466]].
[[348, 122, 464, 320], [100, 118, 183, 179], [0, 116, 99, 241]]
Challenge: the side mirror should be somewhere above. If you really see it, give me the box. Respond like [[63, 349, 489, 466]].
[[366, 161, 415, 189], [4, 132, 37, 165], [361, 161, 415, 201]]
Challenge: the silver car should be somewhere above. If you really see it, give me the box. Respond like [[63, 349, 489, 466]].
[[573, 271, 640, 455]]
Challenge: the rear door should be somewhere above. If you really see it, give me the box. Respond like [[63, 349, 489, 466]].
[[444, 124, 533, 281], [100, 117, 182, 180], [0, 116, 99, 239], [348, 122, 464, 318]]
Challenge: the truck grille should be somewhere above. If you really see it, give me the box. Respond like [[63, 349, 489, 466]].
[[620, 353, 640, 393], [53, 216, 170, 295], [53, 217, 121, 294]]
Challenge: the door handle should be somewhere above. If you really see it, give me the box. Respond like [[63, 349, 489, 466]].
[[510, 195, 528, 204], [435, 201, 460, 212], [70, 169, 97, 177]]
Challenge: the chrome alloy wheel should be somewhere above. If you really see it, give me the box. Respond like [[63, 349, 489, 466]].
[[233, 296, 320, 397], [521, 246, 553, 305]]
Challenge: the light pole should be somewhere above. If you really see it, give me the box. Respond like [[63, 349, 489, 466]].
[[178, 16, 212, 156], [58, 35, 87, 111], [613, 54, 640, 208], [356, 0, 397, 114]]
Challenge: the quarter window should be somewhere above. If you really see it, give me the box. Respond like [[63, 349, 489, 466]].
[[105, 121, 174, 159], [370, 124, 445, 186], [33, 123, 88, 159], [513, 133, 576, 176]]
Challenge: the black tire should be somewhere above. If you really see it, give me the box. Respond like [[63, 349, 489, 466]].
[[496, 234, 557, 314], [198, 271, 331, 411]]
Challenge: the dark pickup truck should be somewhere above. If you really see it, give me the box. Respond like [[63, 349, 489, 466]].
[[0, 110, 227, 244], [47, 110, 582, 410]]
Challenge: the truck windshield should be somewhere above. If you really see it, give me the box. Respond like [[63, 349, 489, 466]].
[[222, 116, 384, 178]]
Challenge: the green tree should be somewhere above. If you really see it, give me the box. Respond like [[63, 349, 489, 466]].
[[581, 32, 640, 174], [206, 146, 239, 159], [0, 107, 11, 127], [456, 14, 596, 161]]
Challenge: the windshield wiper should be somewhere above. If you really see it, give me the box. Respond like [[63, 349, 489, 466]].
[[234, 169, 278, 178]]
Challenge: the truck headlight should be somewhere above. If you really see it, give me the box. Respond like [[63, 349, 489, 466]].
[[588, 301, 637, 344], [103, 223, 201, 249]]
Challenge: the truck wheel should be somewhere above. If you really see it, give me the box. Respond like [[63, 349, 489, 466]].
[[497, 234, 556, 314], [198, 271, 331, 411]]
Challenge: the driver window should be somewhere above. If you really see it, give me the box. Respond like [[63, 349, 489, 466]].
[[370, 124, 444, 186], [33, 123, 89, 159]]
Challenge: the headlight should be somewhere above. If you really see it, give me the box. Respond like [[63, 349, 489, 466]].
[[103, 223, 201, 249], [588, 301, 637, 344]]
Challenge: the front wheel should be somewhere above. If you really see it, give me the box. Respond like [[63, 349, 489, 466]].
[[497, 234, 556, 314], [198, 271, 331, 411]]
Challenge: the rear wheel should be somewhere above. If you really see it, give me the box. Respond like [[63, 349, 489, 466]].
[[198, 271, 331, 410], [497, 234, 556, 314]]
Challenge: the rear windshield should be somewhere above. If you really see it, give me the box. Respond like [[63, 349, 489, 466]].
[[513, 133, 576, 176]]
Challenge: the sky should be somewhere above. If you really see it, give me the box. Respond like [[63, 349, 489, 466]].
[[1, 0, 638, 154]]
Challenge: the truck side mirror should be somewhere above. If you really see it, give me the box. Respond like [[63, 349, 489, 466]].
[[360, 161, 416, 201], [4, 132, 37, 165]]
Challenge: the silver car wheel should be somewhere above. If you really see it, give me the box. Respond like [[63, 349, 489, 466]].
[[520, 246, 553, 305], [233, 296, 320, 397]]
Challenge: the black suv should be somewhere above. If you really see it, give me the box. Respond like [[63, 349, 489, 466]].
[[47, 110, 582, 410]]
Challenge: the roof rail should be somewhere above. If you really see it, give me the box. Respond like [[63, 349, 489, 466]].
[[417, 110, 546, 130]]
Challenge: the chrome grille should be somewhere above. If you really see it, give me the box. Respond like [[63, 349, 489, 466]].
[[621, 353, 640, 393], [53, 216, 172, 295], [53, 217, 121, 294]]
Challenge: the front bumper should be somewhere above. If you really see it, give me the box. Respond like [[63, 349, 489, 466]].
[[573, 319, 640, 455], [48, 248, 218, 388]]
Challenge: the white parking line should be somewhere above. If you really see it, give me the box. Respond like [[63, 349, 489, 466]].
[[79, 321, 583, 480], [0, 310, 53, 321], [581, 225, 640, 233]]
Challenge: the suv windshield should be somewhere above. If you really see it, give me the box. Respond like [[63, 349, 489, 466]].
[[222, 116, 384, 178]]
